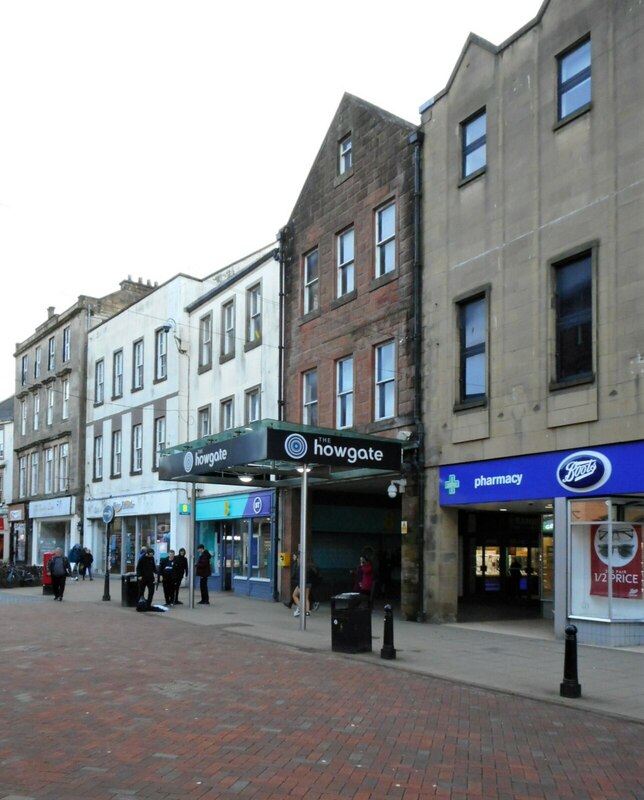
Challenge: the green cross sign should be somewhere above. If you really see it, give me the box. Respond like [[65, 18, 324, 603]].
[[445, 474, 460, 495]]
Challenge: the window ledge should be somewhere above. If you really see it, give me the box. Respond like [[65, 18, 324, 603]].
[[300, 309, 321, 325], [458, 167, 486, 188], [549, 373, 595, 392], [334, 168, 354, 188], [197, 362, 212, 375], [453, 398, 487, 413], [370, 271, 396, 292], [330, 290, 357, 310], [219, 352, 235, 365], [554, 102, 592, 132], [244, 338, 261, 354]]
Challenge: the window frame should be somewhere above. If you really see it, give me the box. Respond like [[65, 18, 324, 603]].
[[456, 292, 488, 408], [221, 300, 235, 361], [336, 355, 354, 429], [46, 385, 55, 425], [557, 35, 592, 124], [21, 355, 28, 387], [111, 429, 122, 478], [336, 227, 355, 298], [550, 246, 595, 389], [220, 397, 234, 431], [153, 416, 166, 471], [95, 359, 105, 405], [155, 328, 168, 382], [44, 447, 54, 494], [58, 443, 69, 492], [47, 337, 55, 372], [246, 283, 262, 347], [303, 249, 320, 316], [461, 108, 487, 182], [34, 347, 41, 379], [93, 435, 103, 481], [19, 456, 27, 497], [199, 313, 213, 370], [113, 350, 124, 399], [375, 202, 396, 278], [198, 405, 211, 438], [245, 385, 261, 425], [131, 423, 143, 474], [374, 341, 396, 421], [302, 369, 318, 426], [338, 134, 352, 175], [62, 326, 71, 363], [132, 339, 144, 391], [30, 452, 39, 494], [62, 379, 70, 420], [33, 392, 40, 431]]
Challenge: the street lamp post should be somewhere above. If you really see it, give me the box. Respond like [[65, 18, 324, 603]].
[[102, 504, 114, 601]]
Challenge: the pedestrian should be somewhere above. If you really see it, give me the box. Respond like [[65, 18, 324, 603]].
[[353, 555, 374, 608], [48, 547, 72, 601], [68, 543, 83, 580], [195, 544, 211, 605], [158, 550, 177, 606], [136, 547, 157, 608], [80, 547, 94, 580], [173, 547, 188, 605], [292, 559, 320, 617], [283, 553, 298, 610]]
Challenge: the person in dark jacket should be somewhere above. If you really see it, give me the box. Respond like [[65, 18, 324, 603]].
[[80, 547, 94, 580], [158, 550, 177, 606], [136, 547, 157, 607], [48, 547, 72, 601], [195, 544, 211, 605], [173, 547, 189, 605]]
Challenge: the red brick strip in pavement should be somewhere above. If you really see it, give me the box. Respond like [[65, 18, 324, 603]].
[[0, 597, 643, 800]]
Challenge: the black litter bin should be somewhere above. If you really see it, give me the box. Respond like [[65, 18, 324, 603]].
[[121, 573, 139, 607], [331, 592, 372, 653]]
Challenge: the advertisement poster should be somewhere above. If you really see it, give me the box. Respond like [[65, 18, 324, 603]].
[[590, 523, 642, 599]]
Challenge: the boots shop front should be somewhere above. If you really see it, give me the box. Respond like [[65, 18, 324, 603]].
[[440, 440, 644, 647]]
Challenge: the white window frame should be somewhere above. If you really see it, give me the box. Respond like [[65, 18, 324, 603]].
[[95, 359, 105, 404], [133, 340, 144, 390], [62, 379, 70, 420], [339, 134, 352, 175], [62, 326, 71, 363], [44, 447, 54, 494], [375, 341, 396, 421], [20, 399, 27, 435], [220, 397, 234, 431], [247, 283, 262, 344], [198, 406, 211, 437], [34, 347, 41, 379], [156, 329, 168, 381], [47, 337, 55, 371], [58, 443, 69, 492], [221, 301, 235, 358], [303, 249, 319, 315], [154, 416, 166, 470], [245, 386, 261, 424], [33, 393, 40, 431], [337, 227, 355, 297], [47, 385, 55, 425], [336, 356, 354, 429], [303, 369, 318, 426], [132, 424, 143, 472], [94, 435, 103, 480], [199, 313, 212, 369], [113, 350, 123, 398], [111, 430, 122, 477], [21, 355, 29, 386], [30, 452, 39, 494], [375, 202, 396, 277], [19, 456, 27, 497]]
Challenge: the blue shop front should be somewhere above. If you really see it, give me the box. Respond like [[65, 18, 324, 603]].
[[440, 440, 644, 647], [196, 490, 276, 600]]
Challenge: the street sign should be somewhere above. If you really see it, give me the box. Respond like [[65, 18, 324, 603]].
[[102, 504, 115, 524]]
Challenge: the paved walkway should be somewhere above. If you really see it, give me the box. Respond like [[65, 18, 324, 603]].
[[0, 580, 643, 800]]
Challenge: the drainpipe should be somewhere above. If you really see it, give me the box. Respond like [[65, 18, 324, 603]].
[[274, 228, 288, 601], [409, 129, 426, 622]]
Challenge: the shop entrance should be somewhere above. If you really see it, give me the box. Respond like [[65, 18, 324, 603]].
[[459, 509, 552, 620]]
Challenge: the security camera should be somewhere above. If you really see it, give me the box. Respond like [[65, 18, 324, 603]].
[[397, 430, 412, 441], [387, 482, 398, 499], [160, 321, 172, 334]]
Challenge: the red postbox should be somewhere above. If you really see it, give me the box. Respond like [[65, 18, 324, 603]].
[[42, 552, 55, 594]]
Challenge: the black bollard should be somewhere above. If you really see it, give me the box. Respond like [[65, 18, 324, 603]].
[[560, 623, 582, 698], [380, 604, 397, 660]]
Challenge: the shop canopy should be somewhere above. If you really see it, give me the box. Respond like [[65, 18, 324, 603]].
[[159, 418, 403, 489]]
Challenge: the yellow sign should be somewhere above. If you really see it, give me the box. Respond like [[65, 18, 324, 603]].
[[401, 520, 408, 535]]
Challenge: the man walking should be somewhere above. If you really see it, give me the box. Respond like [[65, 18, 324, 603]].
[[48, 547, 71, 601], [195, 544, 211, 605], [136, 547, 157, 608]]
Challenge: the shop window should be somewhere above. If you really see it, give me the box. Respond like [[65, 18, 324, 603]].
[[251, 519, 271, 579]]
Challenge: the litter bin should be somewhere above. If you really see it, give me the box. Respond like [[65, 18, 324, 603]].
[[121, 573, 139, 607], [331, 592, 372, 653]]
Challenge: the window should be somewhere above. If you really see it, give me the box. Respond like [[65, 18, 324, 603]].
[[34, 347, 41, 379], [95, 360, 105, 404], [62, 326, 71, 362], [558, 37, 591, 122], [111, 430, 122, 477], [339, 134, 352, 175], [154, 416, 166, 470], [337, 228, 355, 297], [30, 452, 39, 494], [198, 406, 211, 437], [375, 341, 395, 420], [375, 203, 396, 277], [0, 427, 4, 459], [303, 369, 318, 426], [246, 284, 262, 345], [113, 350, 123, 398], [336, 356, 354, 429], [58, 443, 69, 491], [199, 313, 212, 369], [47, 386, 54, 425], [245, 386, 261, 424], [44, 448, 54, 494], [21, 355, 28, 387], [221, 301, 235, 358], [133, 340, 144, 390], [458, 295, 487, 403], [33, 392, 40, 431], [303, 249, 319, 315], [132, 424, 143, 473], [94, 435, 103, 480], [220, 398, 234, 431], [47, 337, 55, 371], [462, 109, 486, 179], [62, 379, 70, 420], [19, 456, 27, 497], [20, 400, 27, 436], [155, 329, 168, 381], [554, 252, 593, 383]]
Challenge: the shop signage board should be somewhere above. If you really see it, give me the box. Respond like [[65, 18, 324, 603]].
[[589, 523, 642, 599], [439, 440, 644, 505]]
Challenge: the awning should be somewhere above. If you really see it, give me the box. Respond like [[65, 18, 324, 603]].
[[159, 418, 403, 488]]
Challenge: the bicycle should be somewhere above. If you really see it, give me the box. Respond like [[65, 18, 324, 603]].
[[3, 562, 36, 587]]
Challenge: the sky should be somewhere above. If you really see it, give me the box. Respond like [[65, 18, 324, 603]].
[[0, 0, 543, 402]]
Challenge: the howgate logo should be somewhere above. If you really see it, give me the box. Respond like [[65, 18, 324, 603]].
[[312, 438, 384, 465], [183, 451, 194, 473], [556, 450, 612, 493], [284, 434, 308, 459]]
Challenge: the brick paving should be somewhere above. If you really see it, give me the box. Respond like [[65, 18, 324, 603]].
[[0, 594, 643, 800]]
